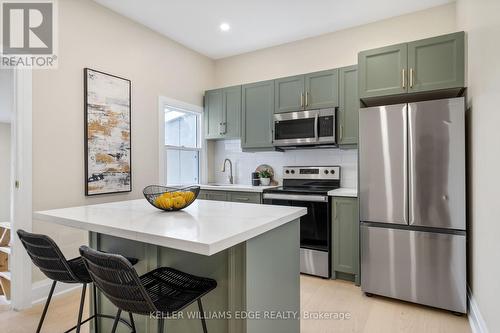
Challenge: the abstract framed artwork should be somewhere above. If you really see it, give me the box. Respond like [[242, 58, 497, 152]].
[[84, 68, 132, 196]]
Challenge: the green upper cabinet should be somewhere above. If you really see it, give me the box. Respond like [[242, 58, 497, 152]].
[[305, 69, 339, 110], [274, 70, 339, 113], [222, 86, 241, 139], [204, 89, 224, 139], [407, 31, 465, 93], [358, 43, 408, 99], [204, 86, 241, 140], [274, 75, 305, 113], [338, 65, 359, 146], [332, 197, 359, 285], [241, 80, 275, 150], [358, 32, 465, 100]]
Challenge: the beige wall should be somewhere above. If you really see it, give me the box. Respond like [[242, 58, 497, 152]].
[[456, 0, 500, 331], [32, 0, 214, 282], [0, 123, 11, 222], [214, 3, 457, 87]]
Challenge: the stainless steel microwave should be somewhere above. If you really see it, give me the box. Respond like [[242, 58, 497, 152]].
[[273, 108, 336, 148]]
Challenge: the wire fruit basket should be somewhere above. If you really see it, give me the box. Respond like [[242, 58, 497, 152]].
[[143, 185, 200, 211]]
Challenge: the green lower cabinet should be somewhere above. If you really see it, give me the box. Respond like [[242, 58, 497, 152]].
[[338, 65, 359, 147], [199, 190, 262, 204], [198, 190, 228, 201], [227, 191, 262, 204], [332, 197, 359, 285]]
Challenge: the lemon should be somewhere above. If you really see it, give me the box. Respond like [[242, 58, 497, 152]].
[[161, 192, 172, 199], [182, 191, 195, 203], [172, 196, 186, 209], [154, 196, 172, 210], [163, 197, 173, 209]]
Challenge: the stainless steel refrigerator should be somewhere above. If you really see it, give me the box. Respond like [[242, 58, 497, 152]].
[[359, 97, 466, 313]]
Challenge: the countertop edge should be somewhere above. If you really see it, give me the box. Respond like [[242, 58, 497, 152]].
[[206, 207, 307, 255], [327, 188, 358, 197], [199, 185, 278, 193], [33, 205, 307, 256]]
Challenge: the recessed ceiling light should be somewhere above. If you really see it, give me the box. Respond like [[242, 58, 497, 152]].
[[219, 23, 230, 32]]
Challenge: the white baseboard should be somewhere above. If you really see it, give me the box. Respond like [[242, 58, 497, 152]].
[[31, 279, 81, 305], [468, 286, 489, 333]]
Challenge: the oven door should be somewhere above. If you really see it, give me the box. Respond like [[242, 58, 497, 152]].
[[263, 193, 331, 277], [262, 193, 330, 251]]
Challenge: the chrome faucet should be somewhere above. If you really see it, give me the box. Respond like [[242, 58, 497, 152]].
[[221, 158, 234, 184]]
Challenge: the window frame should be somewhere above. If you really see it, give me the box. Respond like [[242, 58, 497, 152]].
[[158, 96, 205, 186]]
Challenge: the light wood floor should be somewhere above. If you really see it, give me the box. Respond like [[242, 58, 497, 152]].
[[300, 275, 470, 333], [0, 276, 470, 333]]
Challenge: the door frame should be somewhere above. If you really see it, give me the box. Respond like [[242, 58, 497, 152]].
[[10, 68, 33, 310]]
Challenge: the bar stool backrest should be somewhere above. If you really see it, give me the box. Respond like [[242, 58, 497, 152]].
[[17, 229, 79, 283], [79, 245, 157, 315]]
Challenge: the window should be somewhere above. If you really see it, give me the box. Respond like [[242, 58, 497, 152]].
[[164, 106, 201, 185]]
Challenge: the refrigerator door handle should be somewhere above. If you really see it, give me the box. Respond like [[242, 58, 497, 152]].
[[403, 105, 409, 225], [407, 104, 413, 225]]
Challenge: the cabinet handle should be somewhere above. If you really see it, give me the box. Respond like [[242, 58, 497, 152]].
[[340, 125, 343, 142], [300, 93, 304, 107], [402, 69, 406, 88], [409, 68, 414, 88], [234, 197, 249, 201], [305, 91, 309, 107]]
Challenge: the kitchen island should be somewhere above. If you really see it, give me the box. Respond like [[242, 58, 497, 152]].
[[34, 199, 306, 333]]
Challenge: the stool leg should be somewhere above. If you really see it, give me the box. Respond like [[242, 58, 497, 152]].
[[36, 280, 57, 333], [75, 284, 86, 333], [111, 309, 122, 333], [197, 298, 208, 333], [128, 312, 136, 333], [93, 284, 99, 333], [158, 318, 165, 333]]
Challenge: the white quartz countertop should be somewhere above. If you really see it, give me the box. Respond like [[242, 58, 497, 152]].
[[34, 199, 306, 256], [200, 184, 278, 192], [327, 188, 358, 197]]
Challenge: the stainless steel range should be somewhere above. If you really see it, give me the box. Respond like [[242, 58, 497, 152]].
[[263, 166, 340, 278]]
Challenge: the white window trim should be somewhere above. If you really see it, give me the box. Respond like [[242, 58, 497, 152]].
[[158, 96, 206, 186]]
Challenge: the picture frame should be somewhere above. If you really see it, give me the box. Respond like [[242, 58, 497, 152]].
[[84, 68, 132, 196]]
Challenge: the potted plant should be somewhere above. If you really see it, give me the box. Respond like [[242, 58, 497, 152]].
[[259, 169, 272, 186]]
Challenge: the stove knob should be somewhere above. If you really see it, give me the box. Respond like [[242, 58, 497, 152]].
[[291, 170, 295, 174], [324, 170, 329, 174], [285, 170, 290, 174], [330, 169, 336, 174]]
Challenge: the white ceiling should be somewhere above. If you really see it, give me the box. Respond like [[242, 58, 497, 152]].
[[94, 0, 453, 59]]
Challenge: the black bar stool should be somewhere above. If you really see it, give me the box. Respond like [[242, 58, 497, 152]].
[[79, 245, 217, 333], [17, 229, 138, 333]]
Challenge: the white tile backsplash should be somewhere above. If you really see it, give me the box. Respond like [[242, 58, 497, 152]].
[[208, 140, 358, 188]]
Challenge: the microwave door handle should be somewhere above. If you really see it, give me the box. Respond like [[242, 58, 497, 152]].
[[314, 113, 319, 141]]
